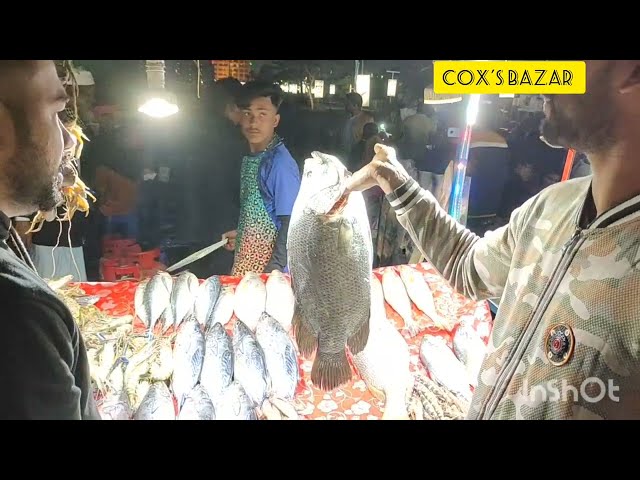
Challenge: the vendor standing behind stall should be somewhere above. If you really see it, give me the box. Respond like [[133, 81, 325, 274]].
[[0, 60, 99, 419], [223, 81, 301, 276], [347, 60, 640, 419]]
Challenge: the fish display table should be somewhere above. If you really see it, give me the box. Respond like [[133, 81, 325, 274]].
[[77, 262, 493, 420]]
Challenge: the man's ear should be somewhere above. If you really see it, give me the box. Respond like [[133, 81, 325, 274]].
[[274, 113, 280, 129], [0, 102, 16, 160], [618, 61, 640, 94]]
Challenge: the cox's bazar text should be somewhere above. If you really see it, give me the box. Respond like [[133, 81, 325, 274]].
[[432, 61, 586, 95]]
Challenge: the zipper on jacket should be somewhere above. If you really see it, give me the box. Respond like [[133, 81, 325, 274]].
[[476, 226, 584, 419]]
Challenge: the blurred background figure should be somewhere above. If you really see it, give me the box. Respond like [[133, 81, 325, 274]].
[[341, 92, 374, 158]]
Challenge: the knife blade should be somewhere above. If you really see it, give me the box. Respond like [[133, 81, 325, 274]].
[[165, 238, 229, 273]]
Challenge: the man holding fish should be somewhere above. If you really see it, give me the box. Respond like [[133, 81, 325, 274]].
[[347, 60, 640, 420]]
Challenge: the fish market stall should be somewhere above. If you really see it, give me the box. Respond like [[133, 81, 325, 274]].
[[56, 261, 492, 420]]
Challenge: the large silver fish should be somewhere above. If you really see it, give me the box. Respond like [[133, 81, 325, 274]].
[[265, 271, 295, 331], [167, 271, 199, 331], [233, 319, 269, 408], [172, 316, 205, 408], [200, 322, 234, 408], [353, 303, 412, 420], [178, 384, 216, 420], [133, 381, 176, 420], [287, 151, 372, 391], [234, 272, 266, 331], [255, 312, 299, 401], [194, 276, 222, 329], [216, 381, 257, 420], [420, 335, 472, 403], [136, 272, 172, 333]]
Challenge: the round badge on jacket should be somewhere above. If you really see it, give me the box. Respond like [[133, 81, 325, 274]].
[[546, 324, 575, 366]]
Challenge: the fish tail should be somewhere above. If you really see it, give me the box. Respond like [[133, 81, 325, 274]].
[[347, 313, 370, 355], [292, 309, 317, 357], [403, 314, 420, 337], [311, 349, 352, 391]]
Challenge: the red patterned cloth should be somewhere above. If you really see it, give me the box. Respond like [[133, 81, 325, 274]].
[[78, 262, 492, 420]]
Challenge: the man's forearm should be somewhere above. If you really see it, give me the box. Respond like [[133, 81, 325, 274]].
[[387, 178, 509, 301], [265, 216, 290, 272]]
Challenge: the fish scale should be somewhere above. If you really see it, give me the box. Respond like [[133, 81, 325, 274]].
[[288, 151, 372, 392]]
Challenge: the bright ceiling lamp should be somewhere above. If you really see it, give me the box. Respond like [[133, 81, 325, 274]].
[[138, 60, 179, 118]]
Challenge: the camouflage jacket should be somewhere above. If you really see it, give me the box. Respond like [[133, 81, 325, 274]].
[[387, 176, 640, 419]]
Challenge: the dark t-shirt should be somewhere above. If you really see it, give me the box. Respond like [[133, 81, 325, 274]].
[[0, 212, 100, 419], [31, 207, 87, 248]]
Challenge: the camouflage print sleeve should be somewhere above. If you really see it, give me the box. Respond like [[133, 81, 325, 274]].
[[386, 178, 521, 301]]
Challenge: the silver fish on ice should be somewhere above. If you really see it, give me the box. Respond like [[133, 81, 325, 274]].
[[172, 316, 205, 408], [233, 319, 269, 407], [255, 312, 299, 401], [200, 322, 234, 409], [178, 384, 216, 420], [133, 381, 176, 420]]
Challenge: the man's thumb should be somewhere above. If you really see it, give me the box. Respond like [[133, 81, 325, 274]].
[[373, 143, 397, 162]]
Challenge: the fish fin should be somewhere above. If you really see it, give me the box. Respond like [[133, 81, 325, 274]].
[[269, 397, 299, 420], [347, 313, 370, 355], [403, 315, 420, 337], [367, 384, 386, 403], [292, 304, 317, 357], [311, 349, 352, 391]]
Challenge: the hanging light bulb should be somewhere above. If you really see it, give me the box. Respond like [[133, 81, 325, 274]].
[[138, 60, 179, 118]]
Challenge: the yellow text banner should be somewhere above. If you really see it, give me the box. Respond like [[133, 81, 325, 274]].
[[433, 61, 586, 95]]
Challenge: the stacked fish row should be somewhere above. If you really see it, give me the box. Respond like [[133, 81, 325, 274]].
[[352, 270, 490, 420], [379, 265, 455, 336], [110, 270, 300, 420]]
